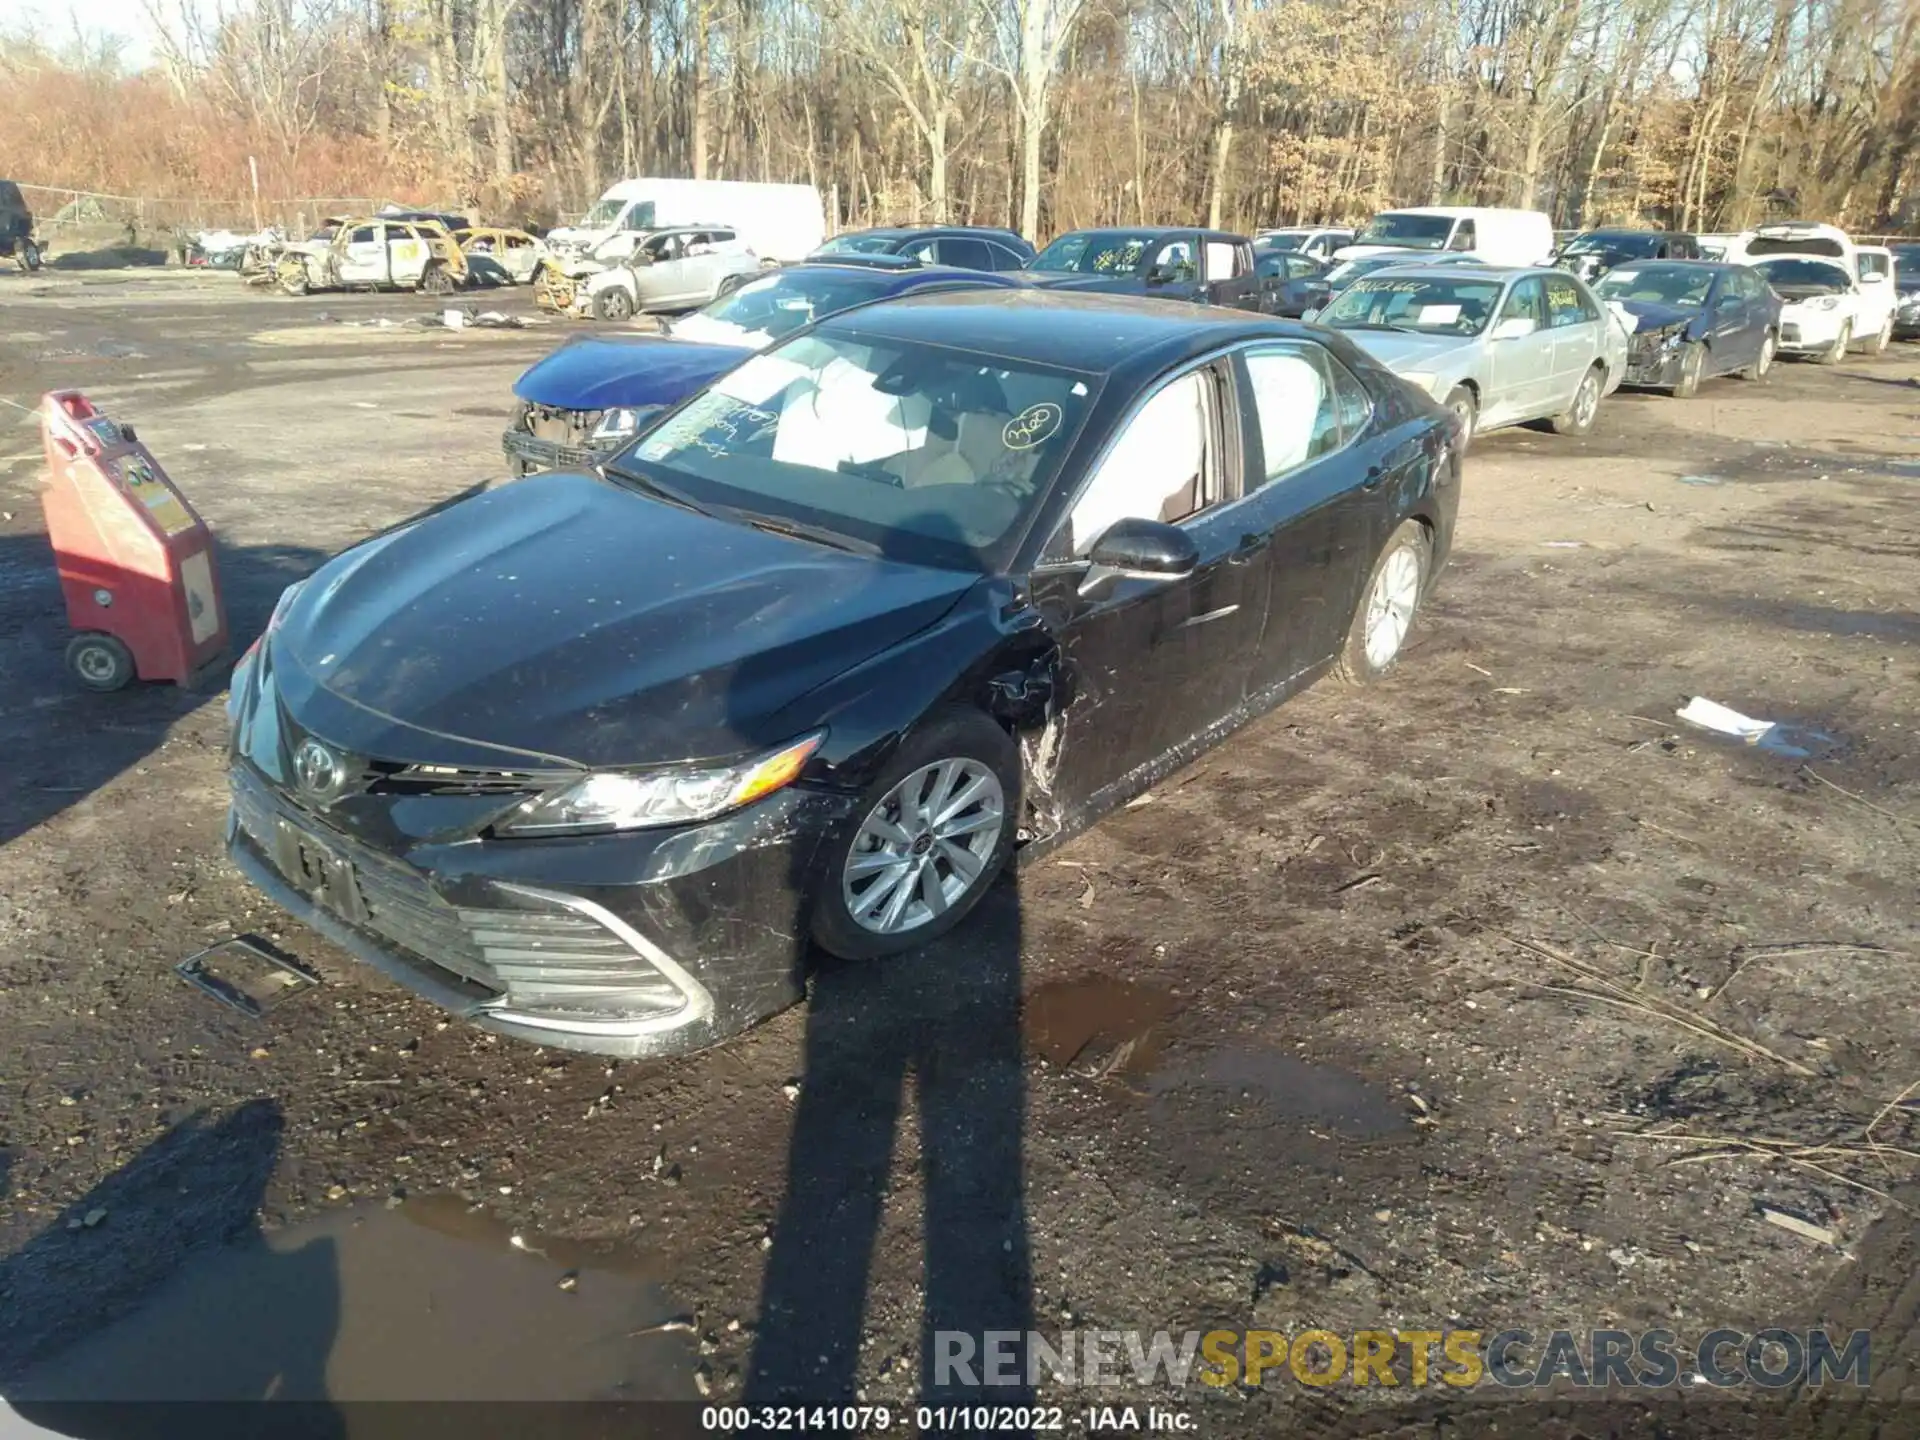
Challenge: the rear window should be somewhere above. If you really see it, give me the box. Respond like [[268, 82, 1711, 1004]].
[[1754, 258, 1851, 291], [1748, 234, 1845, 259]]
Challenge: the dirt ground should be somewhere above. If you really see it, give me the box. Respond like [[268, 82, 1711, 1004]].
[[2, 267, 1919, 1437]]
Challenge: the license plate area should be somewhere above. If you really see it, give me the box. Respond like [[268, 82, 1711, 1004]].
[[273, 816, 369, 924]]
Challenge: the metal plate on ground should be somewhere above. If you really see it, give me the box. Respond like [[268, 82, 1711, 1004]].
[[175, 936, 320, 1019]]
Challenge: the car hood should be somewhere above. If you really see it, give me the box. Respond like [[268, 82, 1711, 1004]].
[[277, 473, 978, 767], [512, 335, 752, 411], [1327, 328, 1478, 372], [1611, 300, 1702, 333], [1017, 271, 1150, 294]]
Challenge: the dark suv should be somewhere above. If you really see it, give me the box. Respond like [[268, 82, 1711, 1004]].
[[812, 225, 1035, 272], [1, 181, 40, 271]]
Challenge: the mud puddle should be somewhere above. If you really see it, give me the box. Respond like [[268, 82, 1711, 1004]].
[[1025, 976, 1406, 1136], [7, 1194, 694, 1403]]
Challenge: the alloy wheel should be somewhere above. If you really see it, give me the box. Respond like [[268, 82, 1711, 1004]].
[[1756, 335, 1774, 377], [1363, 544, 1421, 670], [842, 759, 1006, 936], [1573, 372, 1599, 429]]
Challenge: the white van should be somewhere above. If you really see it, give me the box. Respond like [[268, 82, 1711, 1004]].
[[547, 179, 825, 265], [1336, 207, 1554, 267], [1746, 221, 1898, 352]]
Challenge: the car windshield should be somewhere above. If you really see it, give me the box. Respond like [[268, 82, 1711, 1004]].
[[1892, 244, 1920, 273], [1353, 213, 1454, 249], [1564, 232, 1660, 257], [581, 198, 624, 228], [1319, 276, 1504, 336], [613, 331, 1092, 571], [1030, 233, 1153, 275], [1754, 258, 1851, 293], [1258, 230, 1312, 249], [816, 234, 900, 255], [1325, 254, 1422, 285], [672, 270, 913, 349], [1594, 264, 1715, 307]]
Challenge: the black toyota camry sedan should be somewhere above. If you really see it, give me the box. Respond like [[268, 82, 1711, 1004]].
[[226, 291, 1461, 1056]]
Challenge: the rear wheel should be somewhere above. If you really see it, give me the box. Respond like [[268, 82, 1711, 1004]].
[[1670, 341, 1706, 398], [1817, 322, 1851, 365], [419, 262, 456, 296], [593, 286, 635, 322], [1336, 520, 1432, 685], [1741, 331, 1776, 381], [278, 262, 309, 296], [812, 708, 1019, 961], [1548, 365, 1603, 436], [1866, 315, 1893, 355], [1441, 385, 1477, 447], [66, 633, 135, 692], [20, 237, 41, 271], [715, 273, 746, 299]]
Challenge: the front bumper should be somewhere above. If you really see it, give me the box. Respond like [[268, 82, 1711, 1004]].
[[502, 428, 613, 473], [225, 757, 852, 1057], [501, 401, 624, 474], [1777, 310, 1846, 351], [1623, 333, 1686, 387], [1894, 296, 1920, 337]]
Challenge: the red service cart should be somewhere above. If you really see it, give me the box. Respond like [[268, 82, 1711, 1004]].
[[38, 390, 229, 692]]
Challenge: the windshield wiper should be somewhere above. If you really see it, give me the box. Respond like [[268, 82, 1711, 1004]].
[[1340, 322, 1417, 333], [742, 513, 881, 556], [601, 460, 714, 516]]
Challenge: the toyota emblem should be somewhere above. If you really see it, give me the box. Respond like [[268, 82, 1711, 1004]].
[[292, 738, 345, 802]]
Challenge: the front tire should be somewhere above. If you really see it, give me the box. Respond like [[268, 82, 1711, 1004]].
[[1670, 341, 1706, 398], [1548, 364, 1604, 436], [593, 287, 635, 322], [1816, 323, 1851, 365], [20, 237, 41, 271], [1866, 316, 1893, 355], [1741, 331, 1775, 381], [811, 709, 1019, 961], [1336, 519, 1431, 685], [419, 263, 456, 296]]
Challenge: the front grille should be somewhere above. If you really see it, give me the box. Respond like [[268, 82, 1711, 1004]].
[[231, 765, 693, 1022], [367, 759, 569, 797], [503, 430, 603, 472]]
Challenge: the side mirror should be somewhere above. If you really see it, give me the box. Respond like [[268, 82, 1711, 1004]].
[[1145, 265, 1174, 285], [1491, 316, 1537, 341], [1085, 517, 1199, 585]]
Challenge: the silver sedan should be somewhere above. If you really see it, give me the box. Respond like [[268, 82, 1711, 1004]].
[[1314, 264, 1628, 444]]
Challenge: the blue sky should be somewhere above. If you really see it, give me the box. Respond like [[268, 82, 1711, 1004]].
[[0, 0, 158, 67]]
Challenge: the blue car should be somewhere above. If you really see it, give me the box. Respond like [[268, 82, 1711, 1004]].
[[502, 260, 1025, 475]]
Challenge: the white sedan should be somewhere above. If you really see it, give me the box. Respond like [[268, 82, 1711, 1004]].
[[1753, 256, 1867, 364]]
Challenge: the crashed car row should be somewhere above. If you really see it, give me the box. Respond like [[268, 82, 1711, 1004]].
[[224, 207, 1914, 1063]]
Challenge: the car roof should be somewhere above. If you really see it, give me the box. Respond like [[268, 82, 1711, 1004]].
[[783, 260, 1023, 290], [816, 288, 1316, 373], [1049, 226, 1247, 242]]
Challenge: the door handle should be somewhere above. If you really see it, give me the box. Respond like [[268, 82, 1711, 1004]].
[[1227, 531, 1271, 565], [1361, 464, 1387, 491]]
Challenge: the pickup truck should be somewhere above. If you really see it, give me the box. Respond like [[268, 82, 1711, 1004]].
[[1022, 226, 1266, 310]]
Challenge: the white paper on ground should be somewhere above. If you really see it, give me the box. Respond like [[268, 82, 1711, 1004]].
[[1676, 696, 1775, 744]]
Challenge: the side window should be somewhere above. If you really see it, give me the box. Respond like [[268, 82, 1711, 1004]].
[[1152, 239, 1196, 282], [1064, 369, 1217, 555], [349, 225, 377, 245], [621, 204, 654, 231], [1499, 277, 1546, 327], [1328, 353, 1373, 444], [938, 237, 995, 271], [902, 238, 939, 264], [1203, 241, 1240, 282], [1288, 255, 1323, 280], [1243, 344, 1339, 483], [985, 241, 1029, 271], [1860, 252, 1890, 281], [1448, 219, 1477, 252], [1544, 274, 1593, 327]]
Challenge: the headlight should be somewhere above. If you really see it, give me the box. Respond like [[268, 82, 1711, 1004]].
[[497, 732, 825, 835], [266, 578, 307, 636], [591, 405, 661, 442], [1808, 296, 1840, 311]]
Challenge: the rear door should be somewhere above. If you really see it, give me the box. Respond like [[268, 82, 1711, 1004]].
[[1704, 271, 1756, 371], [1026, 361, 1270, 813], [1236, 341, 1401, 693], [1485, 277, 1554, 424], [1542, 271, 1604, 403], [387, 224, 430, 285], [936, 236, 996, 272]]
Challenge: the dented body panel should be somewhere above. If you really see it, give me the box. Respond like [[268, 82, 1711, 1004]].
[[227, 291, 1459, 1056]]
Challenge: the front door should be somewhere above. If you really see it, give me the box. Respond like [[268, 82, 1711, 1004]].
[[1705, 272, 1756, 372], [1485, 276, 1554, 425], [1143, 234, 1203, 302], [386, 225, 430, 285], [1027, 362, 1270, 819], [334, 223, 388, 285]]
